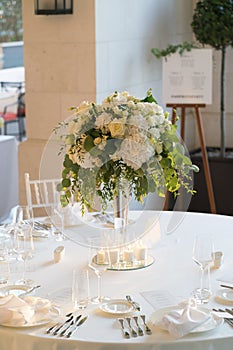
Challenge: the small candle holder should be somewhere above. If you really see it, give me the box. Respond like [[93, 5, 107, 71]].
[[93, 241, 155, 271]]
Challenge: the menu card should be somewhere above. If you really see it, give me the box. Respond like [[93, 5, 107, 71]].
[[140, 290, 180, 310]]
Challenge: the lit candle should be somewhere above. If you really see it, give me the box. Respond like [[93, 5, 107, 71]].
[[109, 249, 119, 264], [134, 245, 147, 261], [97, 249, 106, 264], [123, 247, 134, 263]]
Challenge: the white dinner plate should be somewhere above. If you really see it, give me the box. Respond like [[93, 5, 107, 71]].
[[0, 306, 59, 328], [0, 285, 33, 297], [150, 306, 223, 334], [215, 288, 233, 305], [99, 299, 135, 315]]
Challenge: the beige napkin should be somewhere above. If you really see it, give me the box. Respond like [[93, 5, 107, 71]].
[[153, 301, 211, 338], [0, 295, 52, 326]]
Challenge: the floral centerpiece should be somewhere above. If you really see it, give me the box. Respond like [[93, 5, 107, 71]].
[[55, 89, 198, 215]]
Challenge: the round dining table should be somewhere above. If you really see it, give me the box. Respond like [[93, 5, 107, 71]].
[[1, 210, 233, 350]]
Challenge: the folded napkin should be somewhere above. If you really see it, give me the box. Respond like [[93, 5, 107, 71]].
[[0, 295, 52, 326], [153, 300, 211, 338]]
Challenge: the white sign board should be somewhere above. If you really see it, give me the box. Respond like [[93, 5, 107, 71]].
[[162, 49, 212, 105]]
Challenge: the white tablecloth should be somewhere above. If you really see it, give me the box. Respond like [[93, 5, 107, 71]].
[[1, 211, 233, 349], [0, 136, 18, 222], [0, 67, 25, 92]]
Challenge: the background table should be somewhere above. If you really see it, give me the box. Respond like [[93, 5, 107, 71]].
[[1, 211, 233, 349], [0, 135, 18, 222]]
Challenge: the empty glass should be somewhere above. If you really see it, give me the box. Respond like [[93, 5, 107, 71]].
[[192, 234, 214, 303], [88, 236, 110, 303], [72, 268, 90, 309], [13, 206, 35, 285]]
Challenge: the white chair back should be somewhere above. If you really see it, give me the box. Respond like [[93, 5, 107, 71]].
[[24, 173, 61, 214]]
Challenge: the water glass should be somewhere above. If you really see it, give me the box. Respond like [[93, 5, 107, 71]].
[[72, 268, 90, 309], [0, 259, 10, 284], [50, 206, 65, 241], [0, 232, 11, 261], [14, 223, 34, 285]]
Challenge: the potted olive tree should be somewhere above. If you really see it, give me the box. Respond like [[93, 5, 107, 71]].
[[151, 0, 233, 215], [191, 0, 233, 159]]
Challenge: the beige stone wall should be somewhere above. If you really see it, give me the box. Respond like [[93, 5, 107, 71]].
[[19, 0, 96, 204]]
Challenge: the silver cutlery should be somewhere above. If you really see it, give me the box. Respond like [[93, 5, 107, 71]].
[[20, 285, 41, 297], [59, 315, 82, 337], [132, 316, 144, 336], [46, 322, 60, 334], [52, 315, 74, 336], [34, 220, 51, 230], [118, 318, 130, 339], [126, 295, 141, 311], [212, 308, 233, 327], [225, 309, 233, 317], [140, 315, 152, 335], [220, 284, 233, 290], [66, 315, 88, 338], [125, 317, 137, 337]]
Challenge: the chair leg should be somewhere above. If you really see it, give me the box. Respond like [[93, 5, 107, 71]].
[[4, 121, 7, 135], [18, 119, 22, 141]]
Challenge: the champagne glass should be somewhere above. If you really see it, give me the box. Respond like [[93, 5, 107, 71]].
[[88, 236, 110, 304], [13, 206, 35, 285], [192, 235, 214, 304]]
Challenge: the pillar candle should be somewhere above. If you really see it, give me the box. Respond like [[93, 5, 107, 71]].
[[134, 245, 147, 261], [97, 249, 106, 264], [123, 248, 134, 263]]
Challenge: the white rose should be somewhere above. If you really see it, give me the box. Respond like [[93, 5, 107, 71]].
[[109, 120, 125, 138]]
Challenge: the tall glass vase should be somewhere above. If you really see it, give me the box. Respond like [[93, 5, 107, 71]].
[[112, 179, 130, 257]]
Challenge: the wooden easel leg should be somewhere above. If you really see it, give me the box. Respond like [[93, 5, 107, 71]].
[[181, 107, 185, 141], [195, 106, 216, 214]]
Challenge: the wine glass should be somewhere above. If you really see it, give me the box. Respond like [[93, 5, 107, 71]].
[[50, 205, 65, 241], [88, 236, 110, 304], [192, 234, 214, 304], [13, 206, 35, 285]]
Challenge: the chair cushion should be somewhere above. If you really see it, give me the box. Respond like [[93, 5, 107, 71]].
[[2, 112, 17, 122]]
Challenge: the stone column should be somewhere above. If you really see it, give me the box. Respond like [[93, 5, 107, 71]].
[[19, 0, 96, 204]]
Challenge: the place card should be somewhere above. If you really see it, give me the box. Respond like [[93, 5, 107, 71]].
[[140, 290, 180, 310]]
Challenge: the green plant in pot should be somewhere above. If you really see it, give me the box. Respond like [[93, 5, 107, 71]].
[[151, 0, 233, 214]]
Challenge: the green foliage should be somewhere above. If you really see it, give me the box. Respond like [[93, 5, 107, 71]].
[[55, 90, 198, 211], [191, 0, 233, 50], [0, 0, 23, 42], [151, 42, 198, 59]]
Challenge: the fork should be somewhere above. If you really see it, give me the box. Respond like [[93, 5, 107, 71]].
[[132, 316, 144, 336], [125, 317, 138, 337], [118, 318, 130, 339], [140, 314, 152, 335], [212, 308, 233, 327]]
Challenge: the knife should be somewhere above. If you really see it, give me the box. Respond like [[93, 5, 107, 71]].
[[59, 315, 82, 337], [226, 309, 233, 317], [52, 315, 73, 335], [126, 295, 141, 311], [220, 284, 233, 290], [20, 285, 41, 297], [66, 316, 88, 338]]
